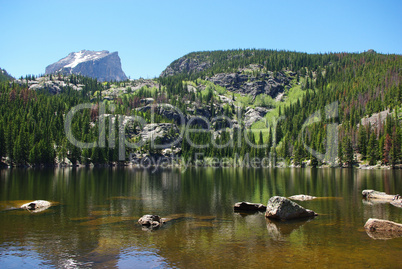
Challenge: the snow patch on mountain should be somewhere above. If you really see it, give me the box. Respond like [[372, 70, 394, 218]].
[[64, 50, 110, 68], [45, 50, 127, 82]]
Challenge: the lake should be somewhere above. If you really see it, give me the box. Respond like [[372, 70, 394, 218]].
[[0, 168, 401, 268]]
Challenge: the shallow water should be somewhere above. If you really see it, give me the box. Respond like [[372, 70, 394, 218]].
[[0, 168, 401, 268]]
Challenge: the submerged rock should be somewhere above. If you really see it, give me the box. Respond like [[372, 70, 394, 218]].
[[364, 218, 402, 240], [234, 202, 267, 212], [288, 194, 317, 201], [20, 200, 51, 213], [138, 215, 164, 229], [265, 196, 317, 220]]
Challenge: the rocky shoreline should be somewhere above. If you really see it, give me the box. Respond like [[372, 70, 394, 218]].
[[1, 157, 400, 170]]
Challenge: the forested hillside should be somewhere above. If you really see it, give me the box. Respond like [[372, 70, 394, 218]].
[[161, 49, 402, 167], [0, 68, 14, 82], [0, 49, 401, 167]]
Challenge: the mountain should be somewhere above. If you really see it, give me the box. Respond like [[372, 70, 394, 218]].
[[45, 50, 127, 82], [160, 50, 299, 99], [159, 49, 402, 166], [0, 48, 401, 168], [0, 68, 14, 82]]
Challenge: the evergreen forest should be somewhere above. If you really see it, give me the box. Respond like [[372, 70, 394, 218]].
[[0, 49, 401, 168]]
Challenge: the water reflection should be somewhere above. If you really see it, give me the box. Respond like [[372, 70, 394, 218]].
[[266, 218, 312, 241], [0, 168, 401, 268]]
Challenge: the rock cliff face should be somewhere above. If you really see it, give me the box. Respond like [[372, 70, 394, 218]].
[[207, 71, 290, 97], [45, 50, 127, 82], [244, 107, 269, 128], [160, 57, 210, 77], [136, 104, 185, 124], [161, 53, 291, 98]]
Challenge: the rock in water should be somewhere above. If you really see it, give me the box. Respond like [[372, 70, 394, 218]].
[[390, 199, 402, 208], [265, 196, 317, 220], [362, 190, 397, 200], [138, 215, 164, 229], [20, 200, 51, 212], [364, 218, 402, 240], [362, 190, 402, 208], [45, 50, 127, 82], [234, 202, 267, 212], [288, 194, 317, 201]]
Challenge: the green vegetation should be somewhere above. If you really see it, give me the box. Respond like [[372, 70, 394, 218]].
[[161, 49, 402, 167], [0, 68, 14, 82], [0, 49, 401, 167]]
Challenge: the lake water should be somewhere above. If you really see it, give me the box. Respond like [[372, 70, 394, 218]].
[[0, 168, 401, 268]]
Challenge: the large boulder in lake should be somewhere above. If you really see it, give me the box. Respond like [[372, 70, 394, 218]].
[[362, 190, 398, 201], [234, 201, 266, 212], [362, 190, 402, 208], [20, 200, 51, 213], [138, 215, 164, 229], [364, 218, 402, 240], [265, 196, 317, 220]]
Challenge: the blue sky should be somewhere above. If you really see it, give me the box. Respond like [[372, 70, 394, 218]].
[[1, 0, 401, 79]]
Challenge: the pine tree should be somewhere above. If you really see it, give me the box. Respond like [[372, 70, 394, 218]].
[[378, 135, 385, 160], [382, 133, 392, 165], [267, 127, 273, 151], [5, 126, 13, 160], [343, 136, 354, 167], [389, 127, 401, 168], [367, 132, 378, 165], [91, 146, 106, 164], [280, 134, 289, 158], [357, 125, 367, 159], [29, 145, 39, 166], [13, 133, 27, 165], [81, 148, 91, 165], [57, 138, 68, 164], [338, 137, 344, 166], [0, 122, 5, 159], [310, 153, 319, 168], [293, 140, 303, 166], [258, 131, 264, 158], [43, 138, 55, 165], [67, 142, 81, 166]]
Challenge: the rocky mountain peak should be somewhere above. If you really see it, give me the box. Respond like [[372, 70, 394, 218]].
[[45, 50, 127, 82]]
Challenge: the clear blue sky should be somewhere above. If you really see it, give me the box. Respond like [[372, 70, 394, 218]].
[[1, 0, 401, 79]]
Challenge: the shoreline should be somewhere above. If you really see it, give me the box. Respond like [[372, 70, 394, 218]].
[[1, 160, 400, 170]]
